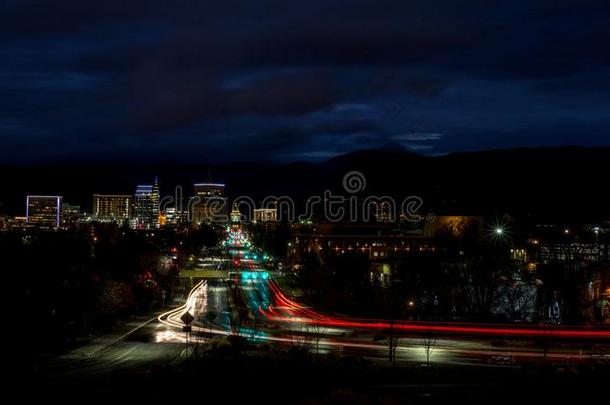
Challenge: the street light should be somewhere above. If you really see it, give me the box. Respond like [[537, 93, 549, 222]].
[[495, 227, 504, 236]]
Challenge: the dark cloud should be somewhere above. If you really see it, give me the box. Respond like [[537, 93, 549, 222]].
[[126, 69, 339, 131], [0, 1, 609, 163], [312, 119, 379, 136]]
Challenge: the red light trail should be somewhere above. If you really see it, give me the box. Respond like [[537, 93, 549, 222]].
[[262, 280, 610, 340]]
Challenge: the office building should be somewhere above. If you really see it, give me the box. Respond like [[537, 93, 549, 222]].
[[194, 183, 225, 199], [26, 195, 62, 228], [192, 182, 228, 224], [61, 203, 82, 227], [133, 178, 160, 229], [161, 207, 186, 226], [253, 208, 277, 223], [93, 194, 132, 223]]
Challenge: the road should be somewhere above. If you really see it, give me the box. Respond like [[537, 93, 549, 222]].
[[44, 229, 609, 379], [156, 235, 610, 367]]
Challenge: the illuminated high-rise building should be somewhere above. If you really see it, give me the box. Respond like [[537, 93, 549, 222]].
[[162, 207, 184, 226], [133, 178, 160, 229], [61, 203, 81, 227], [192, 182, 228, 224], [152, 177, 160, 226], [193, 182, 225, 199], [93, 194, 132, 223], [26, 195, 62, 228]]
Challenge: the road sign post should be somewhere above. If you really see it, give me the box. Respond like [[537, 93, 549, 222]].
[[180, 311, 195, 325], [181, 311, 195, 358]]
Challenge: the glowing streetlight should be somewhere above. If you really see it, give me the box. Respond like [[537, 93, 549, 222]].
[[594, 227, 600, 245], [490, 220, 510, 242]]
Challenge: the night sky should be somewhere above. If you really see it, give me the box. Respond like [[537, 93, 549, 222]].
[[1, 1, 610, 164]]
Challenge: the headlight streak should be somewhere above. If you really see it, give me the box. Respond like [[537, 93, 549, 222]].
[[158, 279, 206, 329], [158, 229, 610, 359], [157, 271, 609, 364]]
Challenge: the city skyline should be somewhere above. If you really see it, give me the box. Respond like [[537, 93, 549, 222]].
[[2, 146, 608, 222]]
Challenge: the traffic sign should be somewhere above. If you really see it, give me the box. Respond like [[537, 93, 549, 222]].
[[182, 325, 192, 333], [180, 311, 195, 325]]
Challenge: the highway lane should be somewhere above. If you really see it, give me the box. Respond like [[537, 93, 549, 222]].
[[43, 321, 185, 379], [45, 230, 609, 377], [44, 278, 230, 378], [219, 235, 610, 365], [45, 274, 608, 378], [154, 264, 609, 368]]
